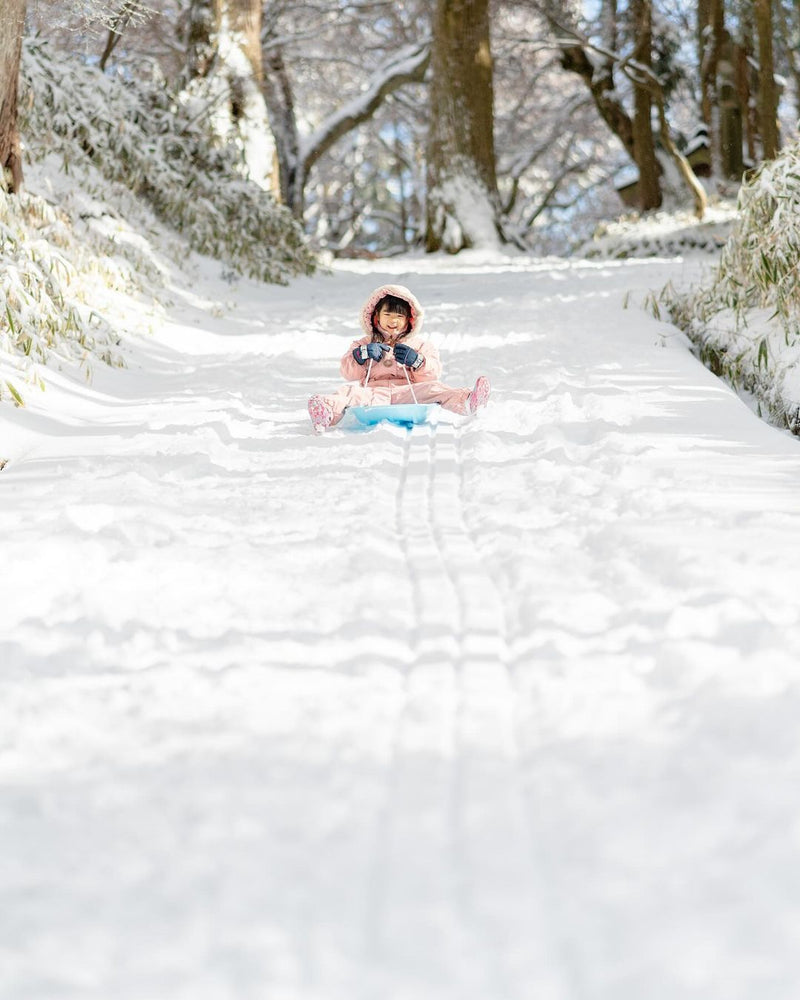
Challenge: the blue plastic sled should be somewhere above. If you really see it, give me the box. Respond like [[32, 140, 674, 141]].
[[346, 403, 438, 429]]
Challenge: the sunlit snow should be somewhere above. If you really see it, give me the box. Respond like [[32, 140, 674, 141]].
[[3, 223, 800, 999]]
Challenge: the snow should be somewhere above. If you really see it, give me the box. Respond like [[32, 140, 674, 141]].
[[579, 202, 736, 258], [685, 132, 710, 157], [4, 218, 800, 998]]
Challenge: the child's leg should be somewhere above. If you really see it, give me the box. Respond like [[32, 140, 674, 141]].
[[308, 383, 392, 429], [390, 379, 471, 414], [465, 376, 490, 414]]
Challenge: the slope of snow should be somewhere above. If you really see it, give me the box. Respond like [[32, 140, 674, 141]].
[[2, 243, 800, 999]]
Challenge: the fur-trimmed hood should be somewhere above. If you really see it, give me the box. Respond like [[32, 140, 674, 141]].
[[359, 284, 424, 338]]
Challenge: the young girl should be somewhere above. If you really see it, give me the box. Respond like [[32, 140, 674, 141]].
[[307, 283, 490, 431]]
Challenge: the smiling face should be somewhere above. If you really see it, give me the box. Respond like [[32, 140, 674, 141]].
[[373, 296, 411, 342]]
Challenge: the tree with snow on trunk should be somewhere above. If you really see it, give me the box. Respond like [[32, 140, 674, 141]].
[[425, 0, 501, 253], [263, 39, 430, 219], [0, 0, 26, 193], [186, 0, 278, 195]]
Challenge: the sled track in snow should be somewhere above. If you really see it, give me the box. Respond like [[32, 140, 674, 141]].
[[359, 423, 574, 995]]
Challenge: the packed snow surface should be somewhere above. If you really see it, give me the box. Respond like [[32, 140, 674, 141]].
[[3, 248, 800, 1000]]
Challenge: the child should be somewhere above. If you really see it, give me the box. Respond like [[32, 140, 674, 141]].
[[307, 283, 490, 431]]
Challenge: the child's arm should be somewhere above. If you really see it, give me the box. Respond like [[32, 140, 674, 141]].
[[407, 340, 443, 382], [340, 338, 371, 381]]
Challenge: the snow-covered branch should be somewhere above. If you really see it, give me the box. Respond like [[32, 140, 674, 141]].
[[298, 40, 430, 177]]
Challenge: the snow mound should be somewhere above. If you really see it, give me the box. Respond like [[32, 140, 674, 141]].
[[576, 203, 736, 260]]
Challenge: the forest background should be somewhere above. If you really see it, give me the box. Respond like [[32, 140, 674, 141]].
[[2, 0, 799, 260]]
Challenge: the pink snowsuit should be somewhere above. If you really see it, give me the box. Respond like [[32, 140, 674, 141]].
[[315, 284, 472, 426]]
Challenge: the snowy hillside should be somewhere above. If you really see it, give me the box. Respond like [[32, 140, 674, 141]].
[[4, 153, 800, 1000], [0, 36, 316, 410]]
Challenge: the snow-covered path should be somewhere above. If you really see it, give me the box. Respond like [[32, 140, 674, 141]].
[[3, 254, 800, 999]]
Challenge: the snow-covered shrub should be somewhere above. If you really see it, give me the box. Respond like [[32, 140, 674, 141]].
[[19, 37, 316, 285], [0, 186, 128, 403], [711, 153, 800, 328], [657, 140, 800, 432]]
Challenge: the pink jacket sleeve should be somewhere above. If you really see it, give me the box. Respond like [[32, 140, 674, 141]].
[[340, 339, 368, 381], [340, 336, 443, 383], [411, 340, 443, 382]]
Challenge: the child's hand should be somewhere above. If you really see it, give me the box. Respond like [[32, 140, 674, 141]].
[[394, 344, 423, 370], [353, 342, 390, 364]]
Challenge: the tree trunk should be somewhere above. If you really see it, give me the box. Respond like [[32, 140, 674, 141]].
[[734, 24, 757, 165], [425, 0, 500, 253], [99, 0, 138, 72], [228, 0, 262, 85], [774, 0, 800, 126], [185, 0, 278, 194], [559, 44, 635, 161], [0, 0, 26, 194], [187, 0, 217, 79], [652, 88, 708, 218], [754, 0, 780, 160], [556, 16, 703, 216], [697, 0, 723, 128], [601, 0, 618, 53], [697, 0, 724, 174], [717, 33, 744, 177], [262, 46, 299, 209], [262, 41, 429, 220], [631, 0, 661, 210]]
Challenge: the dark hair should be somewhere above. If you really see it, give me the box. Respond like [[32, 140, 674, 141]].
[[371, 295, 412, 340]]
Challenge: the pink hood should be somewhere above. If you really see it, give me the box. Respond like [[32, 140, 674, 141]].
[[360, 284, 424, 338]]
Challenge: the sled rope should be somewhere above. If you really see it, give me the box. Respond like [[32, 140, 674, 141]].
[[364, 352, 419, 404], [402, 363, 419, 404]]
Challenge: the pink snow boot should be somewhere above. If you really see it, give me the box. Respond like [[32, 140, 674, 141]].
[[308, 394, 334, 432], [466, 376, 490, 414]]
